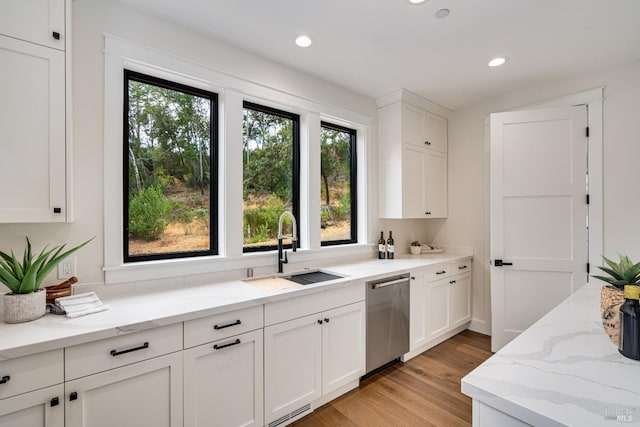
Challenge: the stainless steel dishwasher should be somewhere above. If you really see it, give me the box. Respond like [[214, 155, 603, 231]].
[[364, 273, 410, 375]]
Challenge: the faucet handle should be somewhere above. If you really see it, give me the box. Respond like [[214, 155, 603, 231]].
[[283, 251, 288, 264], [292, 237, 297, 252]]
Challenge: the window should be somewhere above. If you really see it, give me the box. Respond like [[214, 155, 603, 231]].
[[242, 102, 300, 252], [123, 70, 218, 262], [320, 122, 357, 245]]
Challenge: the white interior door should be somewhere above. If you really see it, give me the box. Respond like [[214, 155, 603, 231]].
[[490, 106, 588, 352]]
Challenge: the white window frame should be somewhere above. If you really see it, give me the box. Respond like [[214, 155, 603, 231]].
[[103, 35, 373, 284]]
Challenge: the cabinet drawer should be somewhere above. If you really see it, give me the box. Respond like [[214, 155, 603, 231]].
[[65, 323, 183, 380], [265, 281, 365, 326], [0, 349, 63, 399], [453, 259, 472, 275], [423, 264, 453, 282], [184, 305, 263, 348]]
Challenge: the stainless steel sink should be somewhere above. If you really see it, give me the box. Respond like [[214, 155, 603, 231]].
[[285, 270, 344, 285]]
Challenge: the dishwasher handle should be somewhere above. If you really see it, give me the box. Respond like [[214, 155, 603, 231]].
[[370, 277, 409, 289]]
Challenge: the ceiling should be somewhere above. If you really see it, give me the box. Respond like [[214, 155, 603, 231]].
[[115, 0, 640, 110]]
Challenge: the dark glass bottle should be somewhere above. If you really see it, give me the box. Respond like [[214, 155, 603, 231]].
[[619, 285, 640, 360], [387, 231, 395, 260], [378, 232, 386, 259]]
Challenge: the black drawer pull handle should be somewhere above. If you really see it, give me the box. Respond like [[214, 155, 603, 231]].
[[213, 339, 241, 350], [317, 319, 323, 325], [69, 392, 78, 401], [458, 265, 467, 270], [0, 375, 10, 384], [52, 31, 60, 40], [53, 207, 62, 213], [450, 280, 456, 284], [436, 270, 446, 275], [51, 397, 60, 407], [324, 318, 330, 323], [213, 319, 241, 330], [110, 342, 149, 356]]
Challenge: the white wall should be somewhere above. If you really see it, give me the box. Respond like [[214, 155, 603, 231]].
[[0, 0, 378, 287], [437, 59, 640, 334]]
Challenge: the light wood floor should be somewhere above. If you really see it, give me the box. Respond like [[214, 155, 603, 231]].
[[291, 330, 492, 427]]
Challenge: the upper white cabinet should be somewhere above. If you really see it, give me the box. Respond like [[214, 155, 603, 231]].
[[0, 0, 66, 50], [0, 0, 70, 223], [401, 103, 448, 153], [378, 100, 448, 219]]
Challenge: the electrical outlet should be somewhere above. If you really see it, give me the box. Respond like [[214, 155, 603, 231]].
[[57, 257, 76, 280]]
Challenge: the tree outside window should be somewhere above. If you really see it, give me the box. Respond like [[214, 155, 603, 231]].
[[124, 70, 217, 262], [242, 102, 299, 251], [321, 122, 357, 245]]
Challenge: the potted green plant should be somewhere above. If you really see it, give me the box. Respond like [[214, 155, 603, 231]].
[[592, 254, 640, 344], [0, 237, 93, 323], [410, 241, 422, 255]]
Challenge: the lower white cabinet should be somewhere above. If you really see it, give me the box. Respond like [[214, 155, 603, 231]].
[[410, 259, 472, 354], [0, 384, 64, 427], [264, 301, 365, 426], [65, 352, 183, 427], [183, 329, 263, 427], [322, 302, 366, 395]]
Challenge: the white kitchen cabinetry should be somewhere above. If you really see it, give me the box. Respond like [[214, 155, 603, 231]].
[[379, 100, 448, 219], [0, 0, 66, 50], [264, 283, 365, 426], [0, 0, 70, 223], [0, 349, 64, 427], [408, 258, 472, 359], [183, 306, 264, 427], [64, 324, 184, 427]]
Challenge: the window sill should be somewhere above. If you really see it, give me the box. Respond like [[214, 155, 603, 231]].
[[104, 243, 374, 284]]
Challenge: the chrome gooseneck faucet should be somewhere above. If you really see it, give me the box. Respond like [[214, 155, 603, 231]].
[[277, 211, 297, 273]]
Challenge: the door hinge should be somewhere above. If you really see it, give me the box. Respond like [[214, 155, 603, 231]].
[[586, 126, 590, 137], [587, 263, 590, 273], [586, 194, 590, 204]]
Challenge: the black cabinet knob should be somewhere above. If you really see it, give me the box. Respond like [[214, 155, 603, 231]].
[[70, 392, 78, 401], [51, 397, 60, 407], [0, 375, 10, 384], [52, 31, 60, 40], [324, 318, 330, 323], [317, 319, 323, 325], [53, 207, 61, 213]]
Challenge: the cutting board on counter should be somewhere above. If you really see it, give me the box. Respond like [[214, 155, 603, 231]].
[[244, 276, 301, 292]]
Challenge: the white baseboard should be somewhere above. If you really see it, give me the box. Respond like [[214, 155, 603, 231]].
[[402, 322, 471, 362], [469, 318, 491, 335]]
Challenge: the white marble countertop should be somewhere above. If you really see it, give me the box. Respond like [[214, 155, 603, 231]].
[[462, 282, 640, 426], [0, 253, 471, 360]]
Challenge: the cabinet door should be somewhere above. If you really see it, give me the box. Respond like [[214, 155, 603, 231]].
[[0, 35, 66, 223], [401, 144, 426, 218], [184, 329, 263, 427], [425, 150, 447, 218], [426, 278, 451, 340], [65, 352, 183, 427], [322, 302, 365, 394], [450, 272, 472, 328], [425, 113, 448, 153], [264, 314, 321, 424], [401, 103, 427, 147], [0, 384, 64, 427], [0, 0, 65, 50], [409, 273, 428, 350]]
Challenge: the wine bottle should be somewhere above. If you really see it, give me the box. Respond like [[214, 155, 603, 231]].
[[378, 232, 386, 259], [387, 231, 395, 260], [619, 285, 640, 360]]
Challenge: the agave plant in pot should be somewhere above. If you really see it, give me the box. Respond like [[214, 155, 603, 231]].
[[592, 254, 640, 345], [0, 237, 93, 323]]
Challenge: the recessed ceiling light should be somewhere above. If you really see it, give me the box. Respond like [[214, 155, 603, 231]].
[[295, 35, 313, 48], [488, 57, 508, 67], [407, 0, 428, 4], [435, 8, 450, 18]]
